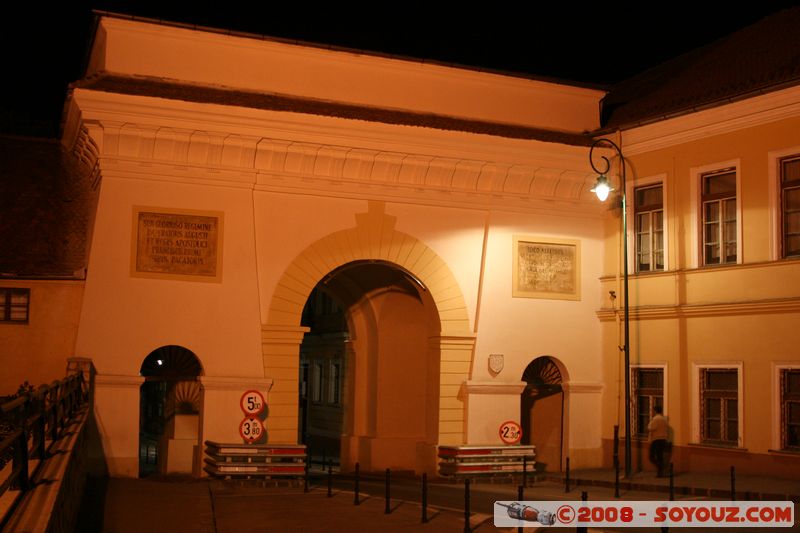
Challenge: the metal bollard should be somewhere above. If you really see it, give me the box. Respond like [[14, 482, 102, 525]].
[[577, 491, 588, 533], [522, 455, 528, 487], [327, 460, 333, 497], [730, 465, 736, 501], [565, 457, 571, 493], [464, 478, 471, 533], [517, 485, 524, 533], [354, 462, 360, 505], [422, 473, 428, 523], [304, 454, 310, 493], [614, 457, 620, 498], [385, 468, 391, 514], [669, 463, 674, 501]]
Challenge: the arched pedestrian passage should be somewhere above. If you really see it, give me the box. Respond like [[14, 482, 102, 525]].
[[139, 345, 202, 476], [521, 356, 567, 472]]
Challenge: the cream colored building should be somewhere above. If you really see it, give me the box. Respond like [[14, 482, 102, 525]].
[[1, 11, 798, 480]]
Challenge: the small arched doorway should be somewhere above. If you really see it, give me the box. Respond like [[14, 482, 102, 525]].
[[521, 356, 565, 472], [139, 345, 202, 477]]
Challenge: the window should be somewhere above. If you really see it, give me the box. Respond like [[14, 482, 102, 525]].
[[311, 361, 323, 403], [780, 156, 800, 258], [328, 361, 341, 405], [0, 288, 29, 323], [781, 368, 800, 451], [701, 169, 737, 265], [632, 367, 664, 438], [700, 368, 739, 445], [634, 184, 664, 272]]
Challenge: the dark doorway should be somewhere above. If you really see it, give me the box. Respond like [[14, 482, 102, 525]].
[[521, 356, 565, 472], [139, 345, 202, 477], [298, 260, 441, 473]]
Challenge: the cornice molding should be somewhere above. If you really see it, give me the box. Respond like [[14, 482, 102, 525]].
[[561, 382, 603, 393], [72, 92, 605, 216], [199, 376, 274, 391], [462, 380, 527, 395], [596, 297, 800, 322], [95, 374, 144, 387], [620, 85, 800, 155]]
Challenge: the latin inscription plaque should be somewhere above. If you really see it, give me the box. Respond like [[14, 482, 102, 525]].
[[133, 209, 223, 281], [512, 236, 580, 300]]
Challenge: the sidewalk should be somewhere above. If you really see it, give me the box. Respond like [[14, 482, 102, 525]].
[[545, 468, 800, 501]]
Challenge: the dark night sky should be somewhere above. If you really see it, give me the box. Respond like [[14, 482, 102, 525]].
[[2, 3, 800, 138]]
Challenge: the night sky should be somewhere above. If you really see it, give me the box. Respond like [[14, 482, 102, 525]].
[[2, 3, 799, 138]]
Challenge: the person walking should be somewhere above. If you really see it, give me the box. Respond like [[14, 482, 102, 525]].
[[647, 405, 670, 477]]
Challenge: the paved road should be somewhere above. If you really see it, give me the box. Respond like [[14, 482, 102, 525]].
[[89, 472, 798, 532]]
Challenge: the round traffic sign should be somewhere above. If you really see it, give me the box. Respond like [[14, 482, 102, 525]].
[[499, 420, 522, 444], [240, 390, 266, 416], [239, 417, 265, 443]]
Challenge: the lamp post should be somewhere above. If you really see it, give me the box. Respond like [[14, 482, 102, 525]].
[[589, 138, 631, 478]]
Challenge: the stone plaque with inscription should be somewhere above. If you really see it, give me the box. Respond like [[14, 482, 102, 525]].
[[133, 209, 223, 281], [512, 236, 580, 300]]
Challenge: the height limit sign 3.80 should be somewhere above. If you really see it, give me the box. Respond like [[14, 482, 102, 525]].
[[239, 390, 267, 444]]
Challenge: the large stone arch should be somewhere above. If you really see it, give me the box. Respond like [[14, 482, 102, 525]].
[[261, 201, 475, 458]]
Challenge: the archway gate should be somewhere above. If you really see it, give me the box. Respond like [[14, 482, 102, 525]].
[[260, 202, 474, 472]]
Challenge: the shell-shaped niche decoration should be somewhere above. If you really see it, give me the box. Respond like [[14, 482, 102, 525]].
[[170, 380, 201, 415]]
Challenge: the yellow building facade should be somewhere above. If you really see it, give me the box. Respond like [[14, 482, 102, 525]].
[[598, 89, 800, 478]]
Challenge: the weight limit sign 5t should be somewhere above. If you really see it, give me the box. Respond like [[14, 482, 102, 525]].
[[494, 501, 795, 528]]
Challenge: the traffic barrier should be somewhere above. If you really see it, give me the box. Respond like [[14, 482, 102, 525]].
[[203, 441, 306, 478], [438, 444, 535, 477]]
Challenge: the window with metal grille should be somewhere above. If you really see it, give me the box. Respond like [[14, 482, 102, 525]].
[[632, 367, 664, 438], [634, 184, 664, 272], [700, 368, 738, 445], [781, 368, 800, 451], [701, 169, 737, 265], [0, 288, 29, 323], [780, 157, 800, 258]]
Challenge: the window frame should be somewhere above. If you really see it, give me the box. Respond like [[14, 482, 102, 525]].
[[690, 161, 741, 268], [779, 155, 800, 259], [327, 360, 342, 405], [772, 364, 800, 452], [633, 182, 665, 273], [627, 174, 668, 273], [631, 364, 667, 439], [701, 168, 738, 266], [768, 147, 800, 260], [692, 363, 743, 447], [0, 287, 30, 324]]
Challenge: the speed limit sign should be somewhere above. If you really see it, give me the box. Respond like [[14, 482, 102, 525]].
[[239, 417, 265, 443], [240, 390, 266, 416], [499, 420, 522, 444]]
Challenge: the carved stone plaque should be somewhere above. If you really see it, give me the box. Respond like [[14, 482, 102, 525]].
[[512, 236, 580, 300], [132, 208, 223, 282]]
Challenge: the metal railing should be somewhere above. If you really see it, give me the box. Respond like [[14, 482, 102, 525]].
[[0, 372, 88, 502]]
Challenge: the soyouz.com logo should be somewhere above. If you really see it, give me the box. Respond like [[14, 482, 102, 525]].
[[494, 501, 795, 528]]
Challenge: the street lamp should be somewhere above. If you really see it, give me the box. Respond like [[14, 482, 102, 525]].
[[589, 138, 632, 478]]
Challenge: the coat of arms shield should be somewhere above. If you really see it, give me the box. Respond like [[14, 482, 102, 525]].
[[488, 353, 504, 374]]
